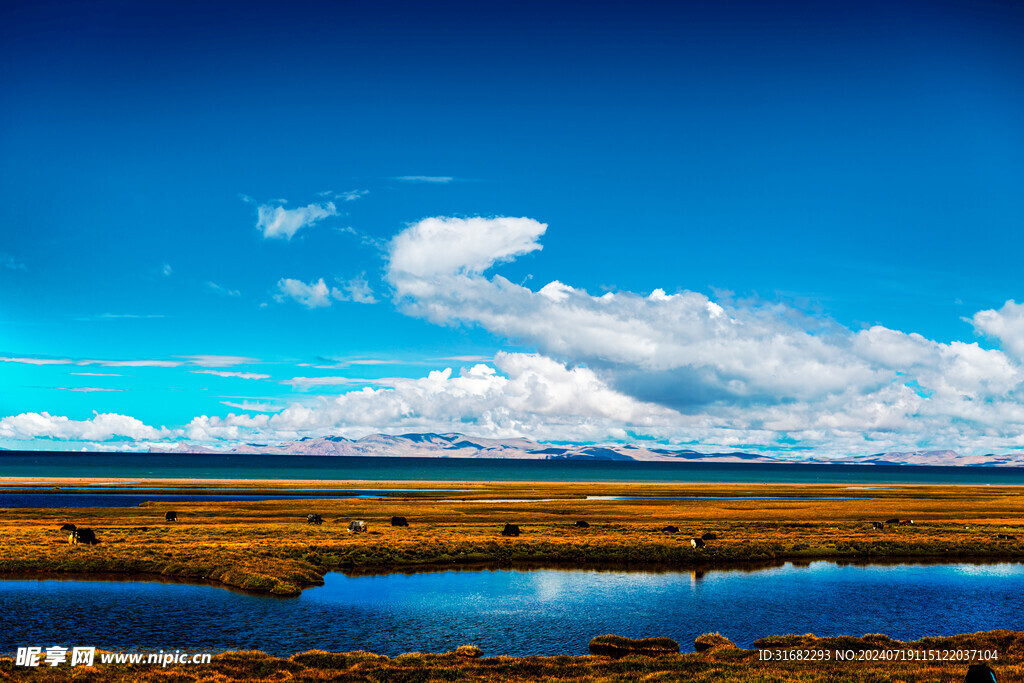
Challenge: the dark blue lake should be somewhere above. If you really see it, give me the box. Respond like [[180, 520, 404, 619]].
[[0, 493, 394, 508], [4, 452, 1024, 484], [2, 562, 1022, 657]]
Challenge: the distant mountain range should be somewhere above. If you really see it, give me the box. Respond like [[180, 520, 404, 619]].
[[147, 432, 1024, 466]]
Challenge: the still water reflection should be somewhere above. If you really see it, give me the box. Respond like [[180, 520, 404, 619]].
[[2, 562, 1022, 657]]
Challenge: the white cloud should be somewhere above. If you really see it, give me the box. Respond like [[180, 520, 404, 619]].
[[380, 215, 1024, 455], [192, 370, 270, 380], [0, 412, 167, 441], [219, 401, 283, 413], [256, 201, 338, 240], [318, 189, 368, 201], [331, 274, 378, 304], [388, 216, 546, 280], [207, 281, 241, 297], [161, 263, 173, 276], [56, 387, 124, 393], [177, 355, 259, 367], [972, 300, 1024, 362], [189, 352, 678, 443], [282, 376, 382, 388], [2, 355, 258, 369], [275, 275, 378, 308], [394, 176, 455, 183], [275, 278, 332, 308], [1, 356, 73, 365], [80, 359, 182, 368]]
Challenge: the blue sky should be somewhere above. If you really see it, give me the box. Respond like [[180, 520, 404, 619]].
[[2, 0, 1024, 456]]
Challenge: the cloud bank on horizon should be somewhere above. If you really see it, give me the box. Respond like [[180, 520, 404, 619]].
[[3, 216, 1024, 457]]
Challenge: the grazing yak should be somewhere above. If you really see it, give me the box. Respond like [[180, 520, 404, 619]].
[[60, 523, 77, 532], [690, 538, 706, 549], [573, 520, 590, 528], [501, 523, 520, 537], [69, 529, 99, 545], [165, 511, 178, 522], [306, 514, 324, 525], [964, 662, 998, 683], [348, 520, 368, 533], [899, 520, 915, 526], [871, 521, 885, 530], [885, 518, 900, 525], [701, 532, 718, 540], [662, 525, 679, 533], [391, 516, 409, 527], [997, 534, 1017, 540]]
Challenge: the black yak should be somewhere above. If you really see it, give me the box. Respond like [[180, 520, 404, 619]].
[[70, 529, 99, 545]]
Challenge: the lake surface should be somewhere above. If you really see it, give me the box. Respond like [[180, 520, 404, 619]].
[[0, 493, 402, 508], [2, 562, 1022, 657], [5, 452, 1024, 484]]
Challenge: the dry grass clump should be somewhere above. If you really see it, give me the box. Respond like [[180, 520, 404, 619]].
[[694, 633, 737, 652], [454, 645, 484, 658], [588, 634, 681, 656]]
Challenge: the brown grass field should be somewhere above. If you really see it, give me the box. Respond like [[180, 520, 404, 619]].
[[0, 479, 1022, 680]]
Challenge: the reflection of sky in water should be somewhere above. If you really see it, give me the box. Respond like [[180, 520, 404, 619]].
[[3, 563, 1024, 657]]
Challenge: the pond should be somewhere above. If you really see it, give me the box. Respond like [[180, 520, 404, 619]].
[[2, 562, 1022, 657]]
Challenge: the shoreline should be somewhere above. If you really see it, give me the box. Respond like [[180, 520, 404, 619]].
[[0, 631, 1020, 681]]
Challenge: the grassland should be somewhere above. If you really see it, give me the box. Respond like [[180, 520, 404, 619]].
[[1, 480, 1022, 681], [0, 631, 1020, 682], [0, 480, 1021, 595]]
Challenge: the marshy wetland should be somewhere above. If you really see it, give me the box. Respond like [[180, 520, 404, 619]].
[[1, 478, 1023, 681]]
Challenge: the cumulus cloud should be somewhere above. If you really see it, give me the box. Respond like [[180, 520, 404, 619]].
[[0, 412, 167, 441], [276, 275, 378, 308], [187, 352, 678, 443], [972, 300, 1024, 362], [276, 278, 332, 308], [388, 216, 546, 280], [381, 215, 1024, 454], [256, 201, 338, 240]]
